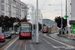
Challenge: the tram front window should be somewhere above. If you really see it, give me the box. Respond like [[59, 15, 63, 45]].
[[44, 27, 47, 30], [21, 25, 30, 33]]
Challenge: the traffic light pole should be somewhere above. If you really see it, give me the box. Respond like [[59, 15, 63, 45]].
[[65, 0, 67, 35], [61, 1, 63, 34], [66, 0, 70, 37]]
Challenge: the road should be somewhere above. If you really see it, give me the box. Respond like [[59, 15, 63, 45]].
[[0, 35, 17, 48], [7, 33, 58, 50], [49, 33, 75, 46], [0, 32, 75, 50]]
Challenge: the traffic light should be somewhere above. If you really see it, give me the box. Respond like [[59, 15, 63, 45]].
[[63, 19, 67, 28], [55, 16, 67, 28], [55, 17, 61, 28]]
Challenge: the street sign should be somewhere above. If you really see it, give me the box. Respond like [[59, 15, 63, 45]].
[[73, 25, 75, 34], [64, 15, 68, 19], [61, 24, 63, 27]]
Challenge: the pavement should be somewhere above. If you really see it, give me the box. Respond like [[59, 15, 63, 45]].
[[58, 34, 75, 40], [48, 33, 75, 46]]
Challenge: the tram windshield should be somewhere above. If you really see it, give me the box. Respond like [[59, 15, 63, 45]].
[[20, 24, 31, 33]]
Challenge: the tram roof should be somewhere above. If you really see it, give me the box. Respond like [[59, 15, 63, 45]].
[[20, 22, 31, 24]]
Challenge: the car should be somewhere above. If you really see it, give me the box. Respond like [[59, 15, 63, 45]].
[[4, 32, 12, 39], [11, 30, 15, 35], [0, 33, 5, 42], [15, 31, 19, 35]]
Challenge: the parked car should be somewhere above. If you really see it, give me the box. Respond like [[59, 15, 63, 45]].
[[4, 32, 12, 38], [11, 30, 15, 35], [15, 31, 19, 35], [0, 33, 5, 42]]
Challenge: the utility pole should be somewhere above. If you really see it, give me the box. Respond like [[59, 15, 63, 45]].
[[36, 0, 39, 43], [66, 0, 70, 37], [66, 0, 67, 16], [65, 0, 67, 35], [61, 1, 63, 35]]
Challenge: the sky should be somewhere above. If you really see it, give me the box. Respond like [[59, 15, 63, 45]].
[[21, 0, 66, 20]]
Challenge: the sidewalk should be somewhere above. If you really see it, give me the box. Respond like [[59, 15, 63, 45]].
[[58, 33, 75, 40], [48, 33, 75, 46]]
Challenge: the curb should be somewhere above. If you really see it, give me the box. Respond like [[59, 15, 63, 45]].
[[0, 35, 18, 48], [47, 34, 75, 46], [58, 35, 75, 40]]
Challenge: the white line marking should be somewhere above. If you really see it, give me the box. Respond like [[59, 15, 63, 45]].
[[40, 36, 56, 48], [25, 41, 26, 50], [4, 37, 18, 50], [40, 36, 61, 50], [44, 34, 75, 48]]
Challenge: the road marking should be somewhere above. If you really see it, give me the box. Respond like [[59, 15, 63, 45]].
[[29, 40, 35, 50], [40, 36, 61, 50], [4, 37, 18, 50], [44, 34, 75, 48], [25, 40, 26, 50]]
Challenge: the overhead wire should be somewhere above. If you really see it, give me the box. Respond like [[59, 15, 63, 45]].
[[40, 0, 47, 10]]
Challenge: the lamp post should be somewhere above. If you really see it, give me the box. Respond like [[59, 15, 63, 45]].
[[61, 1, 63, 35], [36, 0, 39, 43]]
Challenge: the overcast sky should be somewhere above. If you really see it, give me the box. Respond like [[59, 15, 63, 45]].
[[21, 0, 66, 20]]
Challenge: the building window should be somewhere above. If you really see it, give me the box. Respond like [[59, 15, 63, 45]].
[[2, 2, 4, 5], [1, 0, 4, 3]]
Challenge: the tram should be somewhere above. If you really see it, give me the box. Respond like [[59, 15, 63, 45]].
[[19, 22, 32, 39], [42, 26, 48, 33]]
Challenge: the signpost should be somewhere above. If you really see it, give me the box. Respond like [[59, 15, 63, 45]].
[[61, 24, 63, 27], [64, 15, 68, 19]]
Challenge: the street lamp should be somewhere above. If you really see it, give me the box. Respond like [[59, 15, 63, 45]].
[[36, 0, 39, 43]]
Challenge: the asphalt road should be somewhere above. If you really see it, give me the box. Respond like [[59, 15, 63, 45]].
[[49, 33, 75, 46], [1, 32, 75, 50], [7, 35, 58, 50], [7, 39, 26, 50], [5, 32, 75, 50], [0, 35, 18, 48]]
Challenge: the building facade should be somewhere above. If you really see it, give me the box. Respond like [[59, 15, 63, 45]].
[[38, 10, 43, 24], [35, 9, 43, 25], [67, 0, 71, 27], [0, 0, 27, 19], [67, 0, 75, 27], [27, 4, 35, 24]]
